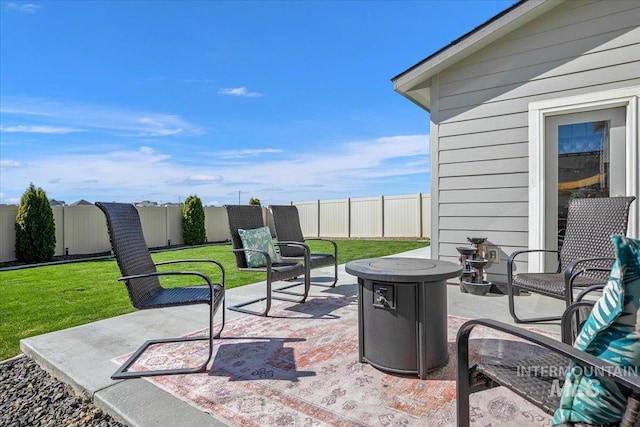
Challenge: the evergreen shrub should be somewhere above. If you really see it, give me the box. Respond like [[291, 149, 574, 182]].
[[182, 195, 206, 245], [15, 183, 56, 263]]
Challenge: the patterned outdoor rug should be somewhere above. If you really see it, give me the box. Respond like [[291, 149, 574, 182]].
[[115, 295, 558, 426]]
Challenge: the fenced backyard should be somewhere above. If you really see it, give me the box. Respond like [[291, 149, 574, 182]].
[[0, 239, 430, 361], [0, 193, 430, 263]]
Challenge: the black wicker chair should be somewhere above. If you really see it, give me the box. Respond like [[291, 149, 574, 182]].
[[225, 205, 309, 317], [507, 196, 634, 323], [96, 202, 225, 379], [456, 310, 640, 426], [270, 205, 338, 288]]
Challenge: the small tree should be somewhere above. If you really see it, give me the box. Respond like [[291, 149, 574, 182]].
[[15, 183, 56, 263], [182, 195, 206, 245], [249, 197, 261, 206]]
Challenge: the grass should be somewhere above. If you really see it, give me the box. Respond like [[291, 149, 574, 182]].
[[0, 239, 428, 361]]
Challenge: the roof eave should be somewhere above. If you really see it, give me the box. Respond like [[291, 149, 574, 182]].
[[392, 0, 563, 111]]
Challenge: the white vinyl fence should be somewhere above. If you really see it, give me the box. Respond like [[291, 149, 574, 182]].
[[0, 193, 430, 263], [293, 193, 431, 239]]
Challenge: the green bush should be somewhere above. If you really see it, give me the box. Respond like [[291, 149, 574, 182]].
[[182, 195, 206, 245], [249, 197, 261, 206], [15, 183, 56, 263]]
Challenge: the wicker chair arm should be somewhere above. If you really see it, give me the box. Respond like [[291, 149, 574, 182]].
[[564, 257, 616, 279], [507, 249, 560, 277], [275, 241, 311, 264], [304, 238, 338, 255], [457, 318, 640, 393], [118, 270, 219, 292], [508, 248, 559, 261], [275, 241, 309, 252], [564, 262, 613, 303], [155, 259, 225, 287], [576, 284, 606, 302], [564, 258, 614, 283], [305, 238, 336, 243]]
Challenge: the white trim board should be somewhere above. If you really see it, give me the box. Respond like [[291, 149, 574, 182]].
[[528, 86, 640, 272]]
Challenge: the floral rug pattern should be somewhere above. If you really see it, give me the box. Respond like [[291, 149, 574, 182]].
[[115, 295, 557, 426]]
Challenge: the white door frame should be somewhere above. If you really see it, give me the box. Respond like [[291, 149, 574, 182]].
[[528, 86, 639, 272]]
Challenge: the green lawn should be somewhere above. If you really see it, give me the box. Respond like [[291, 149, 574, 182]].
[[0, 239, 428, 361]]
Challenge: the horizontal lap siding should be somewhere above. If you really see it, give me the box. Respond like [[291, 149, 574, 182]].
[[431, 0, 640, 283], [439, 201, 527, 217], [440, 142, 527, 164], [439, 77, 639, 123], [439, 187, 527, 203], [440, 173, 528, 191]]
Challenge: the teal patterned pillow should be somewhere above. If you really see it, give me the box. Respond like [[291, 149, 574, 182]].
[[552, 235, 640, 425], [238, 226, 280, 268]]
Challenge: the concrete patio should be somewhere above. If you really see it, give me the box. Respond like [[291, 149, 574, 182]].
[[20, 246, 566, 426]]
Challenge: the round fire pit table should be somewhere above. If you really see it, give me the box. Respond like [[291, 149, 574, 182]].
[[346, 257, 462, 379]]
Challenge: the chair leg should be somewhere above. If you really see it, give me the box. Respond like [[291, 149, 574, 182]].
[[112, 300, 224, 379], [507, 281, 562, 324], [272, 279, 310, 296], [228, 296, 271, 317], [211, 298, 225, 339], [303, 260, 338, 288], [111, 335, 214, 379], [274, 253, 338, 289], [228, 272, 309, 317], [329, 260, 338, 286], [272, 262, 312, 300], [312, 259, 338, 287], [305, 261, 338, 288], [277, 272, 310, 303], [274, 262, 338, 289]]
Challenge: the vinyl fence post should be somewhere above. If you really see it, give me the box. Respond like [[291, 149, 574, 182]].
[[317, 199, 321, 238], [381, 195, 385, 238], [348, 197, 351, 238], [417, 192, 423, 239]]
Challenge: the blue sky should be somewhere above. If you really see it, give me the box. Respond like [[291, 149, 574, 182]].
[[1, 0, 516, 206]]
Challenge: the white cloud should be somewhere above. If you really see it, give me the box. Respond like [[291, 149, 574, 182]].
[[0, 160, 27, 169], [218, 87, 262, 97], [0, 125, 82, 134], [217, 148, 282, 159], [0, 96, 203, 137], [234, 134, 429, 185], [183, 78, 215, 84], [0, 193, 20, 205], [185, 174, 223, 183], [0, 134, 430, 205], [6, 2, 42, 13]]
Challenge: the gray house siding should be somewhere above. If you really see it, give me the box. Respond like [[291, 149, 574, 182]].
[[429, 0, 640, 284]]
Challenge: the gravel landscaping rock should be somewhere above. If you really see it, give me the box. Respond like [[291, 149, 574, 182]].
[[1, 354, 127, 427]]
